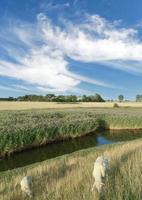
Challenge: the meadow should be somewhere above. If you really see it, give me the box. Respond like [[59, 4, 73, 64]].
[[1, 101, 142, 110], [1, 107, 142, 157], [0, 138, 142, 200]]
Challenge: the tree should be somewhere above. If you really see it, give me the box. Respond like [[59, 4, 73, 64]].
[[82, 95, 89, 102], [81, 94, 105, 102], [94, 93, 105, 102], [54, 95, 65, 102], [118, 95, 124, 102], [65, 95, 77, 102], [45, 94, 56, 101], [8, 97, 15, 101], [136, 94, 142, 102], [13, 93, 106, 102]]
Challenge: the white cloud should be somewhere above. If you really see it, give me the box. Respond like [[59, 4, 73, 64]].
[[0, 49, 79, 91], [38, 13, 142, 63], [1, 13, 142, 93]]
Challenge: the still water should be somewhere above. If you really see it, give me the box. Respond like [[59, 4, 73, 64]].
[[0, 130, 142, 171]]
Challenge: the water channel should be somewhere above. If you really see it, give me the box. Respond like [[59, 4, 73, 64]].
[[0, 129, 142, 171]]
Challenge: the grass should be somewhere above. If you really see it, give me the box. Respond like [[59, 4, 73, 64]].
[[0, 138, 142, 200], [1, 106, 142, 199], [2, 101, 142, 110], [0, 109, 99, 157], [1, 108, 142, 157]]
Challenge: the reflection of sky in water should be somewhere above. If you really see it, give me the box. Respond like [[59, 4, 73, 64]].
[[96, 136, 113, 146]]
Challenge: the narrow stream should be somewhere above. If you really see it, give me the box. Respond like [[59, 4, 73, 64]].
[[0, 129, 142, 172]]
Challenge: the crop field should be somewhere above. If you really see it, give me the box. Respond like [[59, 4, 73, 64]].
[[1, 108, 142, 157], [0, 138, 142, 200], [1, 101, 142, 110]]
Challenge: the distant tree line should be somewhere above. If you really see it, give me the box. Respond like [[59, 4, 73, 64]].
[[0, 93, 105, 102], [0, 97, 16, 101], [3, 93, 142, 102]]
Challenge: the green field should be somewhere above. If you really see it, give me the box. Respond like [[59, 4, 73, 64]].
[[1, 108, 142, 157], [0, 138, 142, 200]]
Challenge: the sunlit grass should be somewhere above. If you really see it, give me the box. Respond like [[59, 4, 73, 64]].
[[0, 139, 142, 200], [1, 101, 142, 110]]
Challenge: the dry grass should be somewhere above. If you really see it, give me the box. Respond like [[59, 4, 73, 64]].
[[0, 139, 142, 200], [1, 101, 142, 110]]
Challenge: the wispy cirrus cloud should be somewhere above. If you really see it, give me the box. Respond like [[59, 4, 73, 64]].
[[39, 14, 142, 62], [0, 13, 142, 93], [39, 13, 142, 74]]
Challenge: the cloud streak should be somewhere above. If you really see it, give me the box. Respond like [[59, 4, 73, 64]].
[[1, 13, 142, 93], [39, 14, 142, 62]]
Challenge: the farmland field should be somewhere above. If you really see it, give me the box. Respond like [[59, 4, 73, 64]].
[[1, 101, 142, 110]]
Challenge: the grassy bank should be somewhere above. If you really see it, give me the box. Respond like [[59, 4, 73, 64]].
[[0, 138, 142, 200], [1, 108, 142, 157]]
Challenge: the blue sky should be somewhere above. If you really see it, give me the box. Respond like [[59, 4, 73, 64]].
[[1, 0, 142, 99]]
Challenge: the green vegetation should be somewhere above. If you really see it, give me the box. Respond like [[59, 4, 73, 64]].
[[136, 94, 142, 102], [81, 93, 105, 102], [0, 109, 99, 157], [118, 94, 124, 102], [0, 93, 105, 102], [1, 108, 142, 157], [0, 138, 142, 200]]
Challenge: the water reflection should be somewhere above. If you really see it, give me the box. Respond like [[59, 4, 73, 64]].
[[0, 129, 142, 172], [96, 136, 113, 146]]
